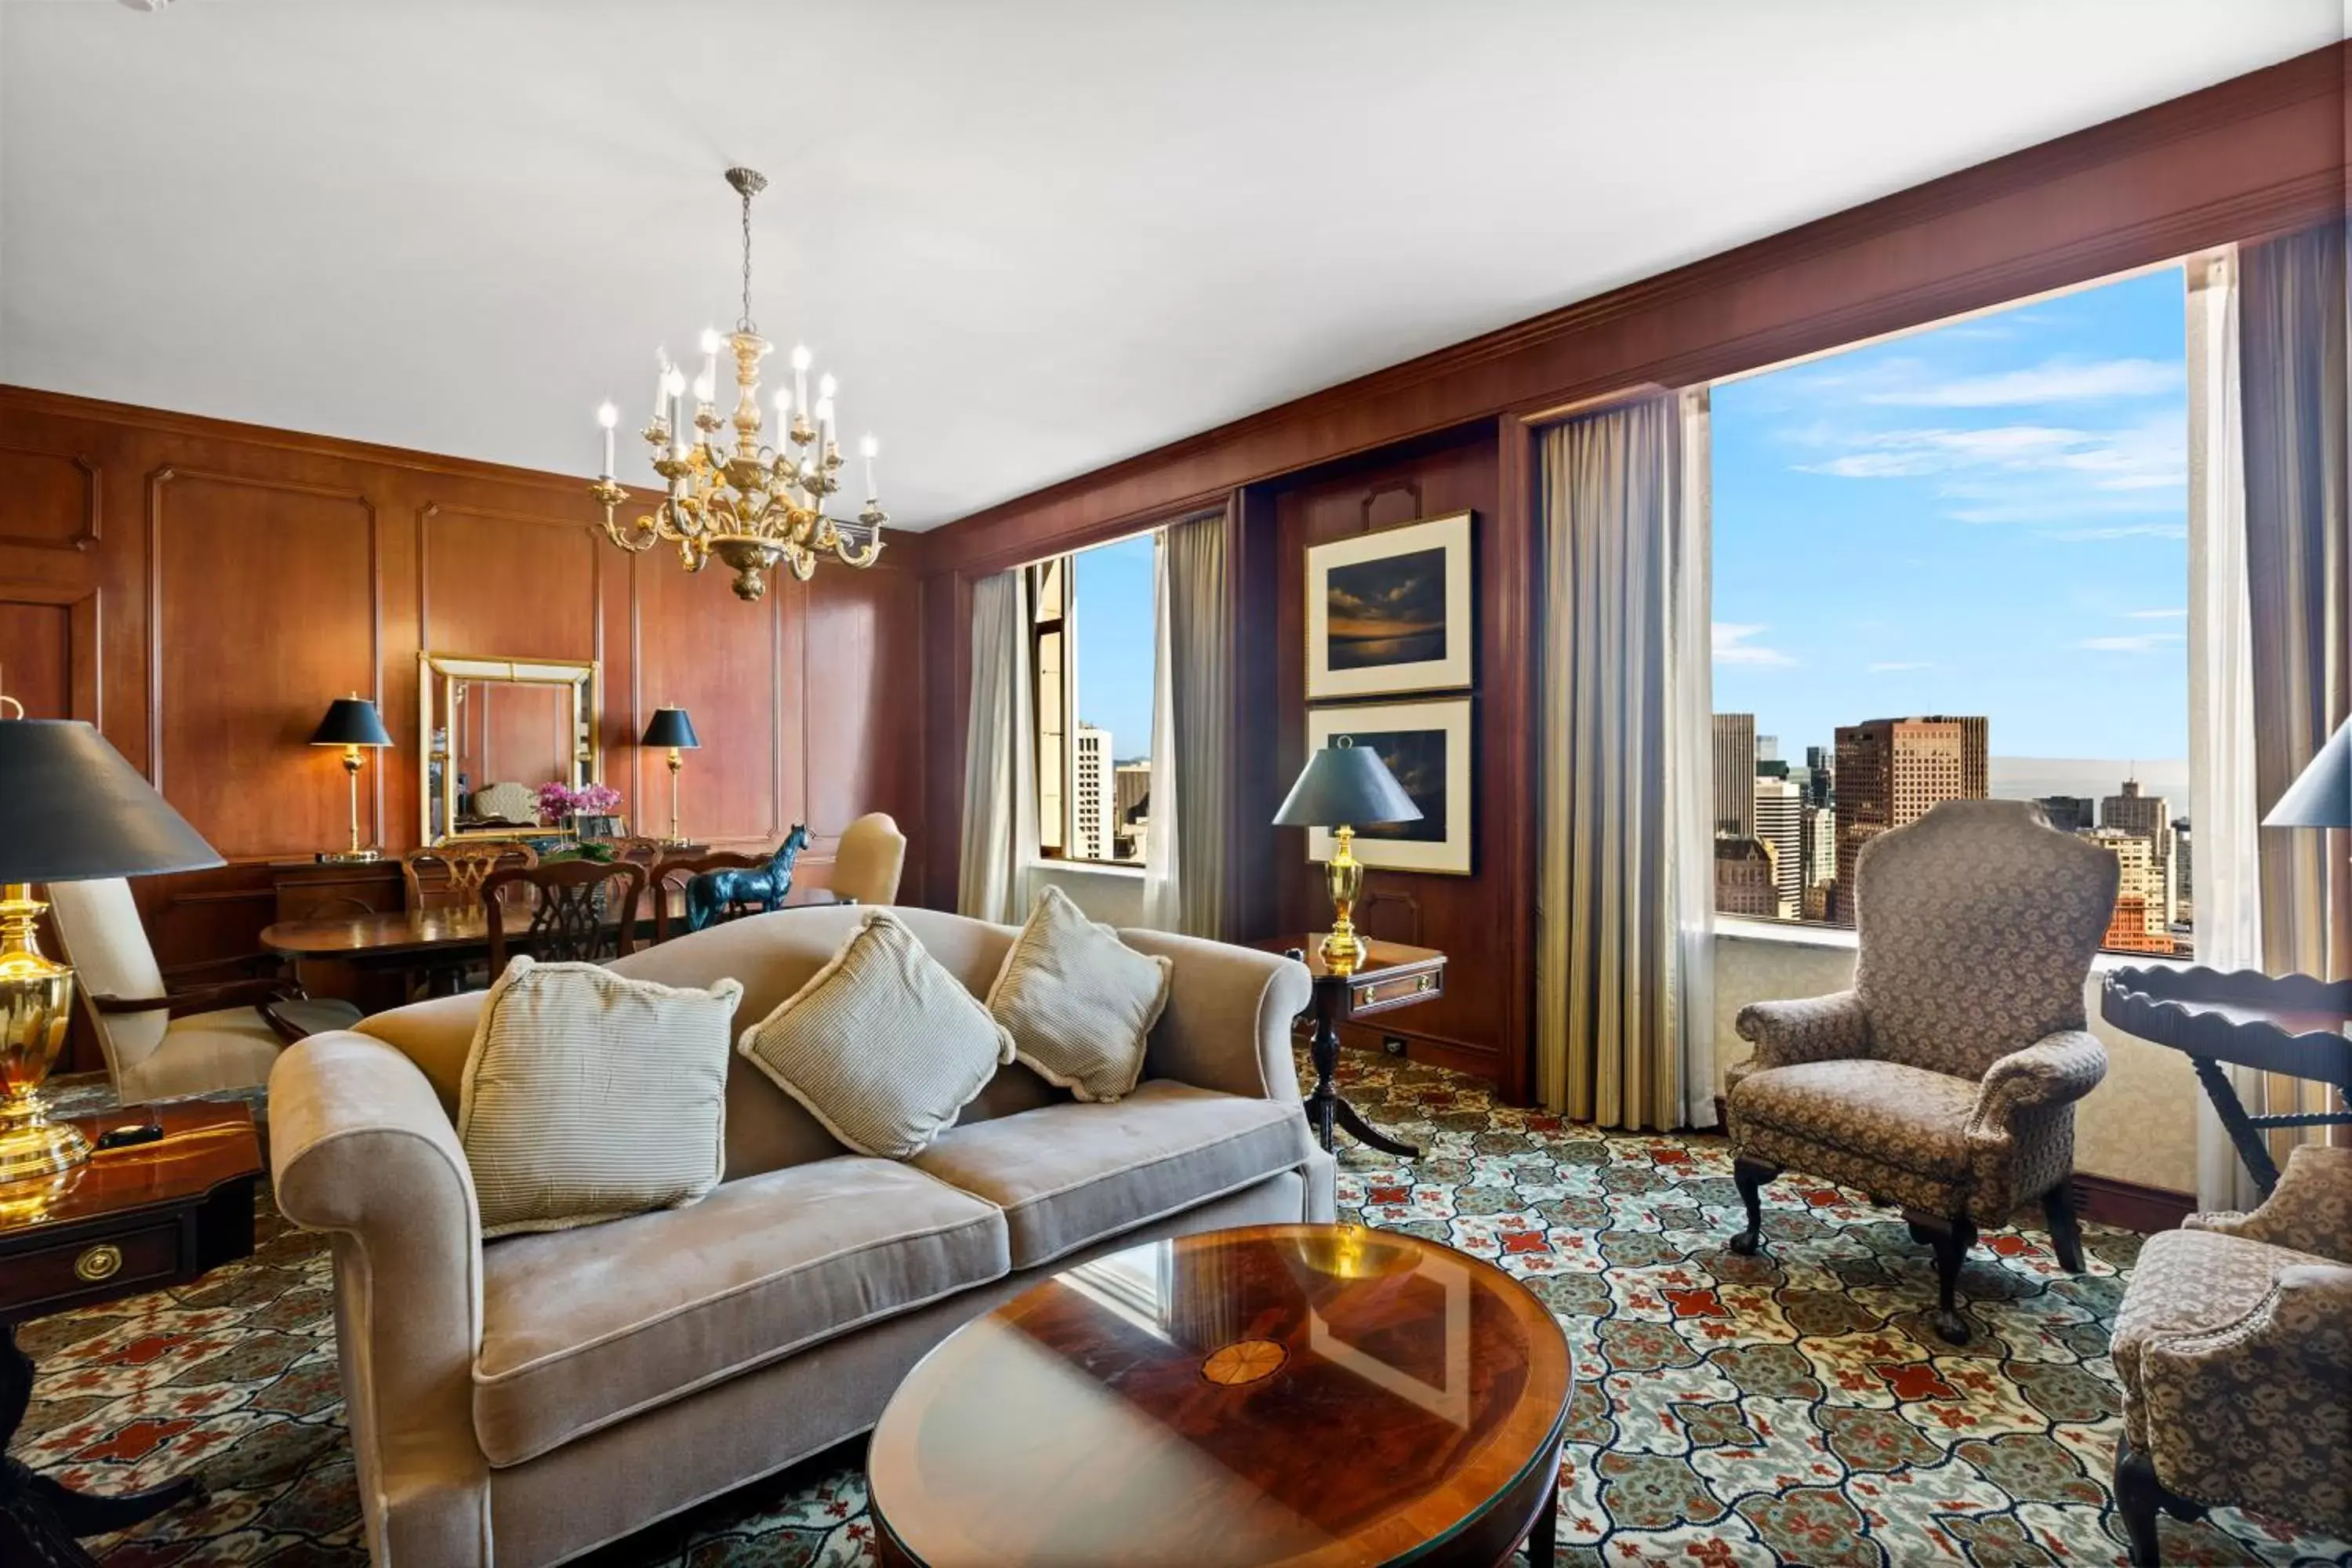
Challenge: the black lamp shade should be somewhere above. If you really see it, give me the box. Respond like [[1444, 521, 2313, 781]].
[[0, 720, 223, 882], [309, 697, 393, 749], [2264, 715, 2350, 829], [641, 707, 701, 750], [1272, 739, 1422, 828]]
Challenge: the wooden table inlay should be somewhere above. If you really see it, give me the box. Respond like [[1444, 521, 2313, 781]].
[[869, 1223, 1572, 1567]]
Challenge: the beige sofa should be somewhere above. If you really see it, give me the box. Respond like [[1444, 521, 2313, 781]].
[[268, 906, 1332, 1567]]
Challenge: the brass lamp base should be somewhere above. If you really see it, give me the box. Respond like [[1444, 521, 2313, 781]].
[[0, 882, 89, 1187], [1319, 825, 1370, 972]]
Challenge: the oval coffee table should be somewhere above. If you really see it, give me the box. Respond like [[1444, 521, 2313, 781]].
[[869, 1222, 1572, 1567]]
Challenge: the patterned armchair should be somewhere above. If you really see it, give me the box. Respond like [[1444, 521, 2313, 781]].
[[1724, 800, 2119, 1343], [2110, 1144, 2352, 1563]]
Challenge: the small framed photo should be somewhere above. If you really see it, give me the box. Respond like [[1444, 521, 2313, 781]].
[[1304, 699, 1472, 876], [1305, 511, 1473, 700]]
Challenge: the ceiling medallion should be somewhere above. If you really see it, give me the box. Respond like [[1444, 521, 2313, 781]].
[[590, 166, 886, 601]]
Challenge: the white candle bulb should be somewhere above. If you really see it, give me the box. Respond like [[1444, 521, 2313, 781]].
[[774, 388, 791, 422], [860, 434, 878, 499], [817, 372, 837, 402], [693, 370, 715, 408], [790, 345, 811, 419], [597, 401, 619, 480], [815, 396, 836, 445], [699, 328, 720, 398], [652, 349, 672, 425]]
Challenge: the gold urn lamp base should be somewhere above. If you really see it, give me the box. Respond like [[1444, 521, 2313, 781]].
[[1319, 826, 1369, 971], [0, 884, 90, 1186]]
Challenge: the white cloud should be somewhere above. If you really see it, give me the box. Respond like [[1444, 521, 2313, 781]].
[[2080, 632, 2185, 653], [2042, 524, 2189, 542], [1714, 623, 1795, 667], [1864, 357, 2181, 408], [2125, 608, 2187, 620], [1867, 661, 1933, 673]]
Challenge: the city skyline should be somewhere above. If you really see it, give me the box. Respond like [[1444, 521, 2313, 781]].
[[1712, 266, 2189, 761]]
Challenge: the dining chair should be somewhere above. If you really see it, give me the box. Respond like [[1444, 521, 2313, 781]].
[[482, 859, 647, 971], [830, 811, 906, 906], [49, 877, 361, 1105], [647, 848, 771, 943], [401, 841, 539, 912]]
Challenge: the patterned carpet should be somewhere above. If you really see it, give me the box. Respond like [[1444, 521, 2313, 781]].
[[16, 1055, 2351, 1566]]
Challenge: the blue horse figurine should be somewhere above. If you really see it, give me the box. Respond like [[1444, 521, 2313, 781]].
[[684, 826, 812, 933]]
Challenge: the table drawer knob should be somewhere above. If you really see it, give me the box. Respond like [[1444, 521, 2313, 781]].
[[73, 1243, 124, 1283]]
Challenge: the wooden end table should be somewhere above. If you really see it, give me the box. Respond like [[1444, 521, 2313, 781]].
[[0, 1100, 264, 1566], [869, 1223, 1572, 1567], [1260, 935, 1446, 1160]]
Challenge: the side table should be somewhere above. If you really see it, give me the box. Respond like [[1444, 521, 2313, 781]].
[[0, 1100, 265, 1566], [1259, 935, 1446, 1160]]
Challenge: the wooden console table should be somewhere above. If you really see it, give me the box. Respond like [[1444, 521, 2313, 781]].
[[0, 1101, 263, 1565], [1258, 935, 1446, 1160]]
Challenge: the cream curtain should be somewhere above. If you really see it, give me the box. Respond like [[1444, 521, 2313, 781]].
[[2186, 248, 2264, 1210], [1155, 510, 1232, 938], [1536, 389, 1715, 1131], [1139, 532, 1181, 931], [956, 569, 1037, 924]]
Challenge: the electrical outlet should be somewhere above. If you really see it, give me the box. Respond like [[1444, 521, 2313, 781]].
[[1383, 1035, 1408, 1058]]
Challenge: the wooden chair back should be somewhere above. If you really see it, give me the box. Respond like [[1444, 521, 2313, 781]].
[[403, 841, 539, 913], [481, 859, 647, 972], [648, 848, 771, 943]]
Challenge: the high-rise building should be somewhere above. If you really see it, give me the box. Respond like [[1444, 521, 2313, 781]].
[[1802, 799, 1837, 898], [2102, 779, 2178, 925], [1755, 734, 1780, 765], [1112, 760, 1152, 862], [1713, 713, 1757, 837], [1754, 775, 1804, 918], [2036, 795, 2096, 833], [1714, 835, 1779, 918], [1804, 745, 1835, 806], [2082, 826, 2174, 953], [1072, 724, 1115, 861], [1830, 715, 1988, 923], [2175, 818, 2194, 920]]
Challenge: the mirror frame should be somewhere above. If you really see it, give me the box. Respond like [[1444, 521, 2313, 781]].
[[418, 652, 601, 844]]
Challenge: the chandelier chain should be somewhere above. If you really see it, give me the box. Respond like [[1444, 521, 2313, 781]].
[[739, 182, 755, 334]]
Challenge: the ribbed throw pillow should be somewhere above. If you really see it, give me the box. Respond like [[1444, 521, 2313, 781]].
[[986, 884, 1173, 1102], [458, 957, 742, 1238], [736, 909, 1015, 1158]]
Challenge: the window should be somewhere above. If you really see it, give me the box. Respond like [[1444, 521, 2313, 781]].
[[1030, 532, 1156, 866], [1709, 267, 2193, 956]]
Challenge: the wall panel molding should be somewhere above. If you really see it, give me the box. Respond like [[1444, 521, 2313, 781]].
[[0, 445, 100, 552]]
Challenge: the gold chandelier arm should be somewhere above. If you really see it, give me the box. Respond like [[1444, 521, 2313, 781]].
[[786, 544, 818, 582], [833, 533, 885, 568]]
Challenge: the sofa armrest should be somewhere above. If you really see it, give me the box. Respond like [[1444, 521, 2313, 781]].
[[2188, 1144, 2352, 1265], [1733, 990, 1871, 1075], [270, 1033, 492, 1562], [1118, 929, 1312, 1106]]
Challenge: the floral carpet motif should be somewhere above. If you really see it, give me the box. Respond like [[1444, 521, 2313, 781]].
[[17, 1056, 2350, 1566]]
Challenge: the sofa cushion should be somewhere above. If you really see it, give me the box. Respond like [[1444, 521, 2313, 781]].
[[459, 958, 742, 1238], [473, 1156, 1009, 1467], [1728, 1058, 1977, 1181], [987, 884, 1172, 1103], [737, 910, 1016, 1159], [910, 1080, 1308, 1268]]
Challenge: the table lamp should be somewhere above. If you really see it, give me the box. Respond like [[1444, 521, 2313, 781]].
[[2263, 715, 2350, 829], [310, 695, 394, 863], [0, 714, 221, 1185], [1273, 735, 1421, 968], [642, 706, 701, 845]]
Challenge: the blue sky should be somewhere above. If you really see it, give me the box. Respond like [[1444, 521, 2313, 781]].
[[1072, 531, 1156, 759], [1713, 267, 2189, 761]]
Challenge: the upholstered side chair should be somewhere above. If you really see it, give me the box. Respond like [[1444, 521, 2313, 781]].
[[49, 877, 361, 1103], [1724, 799, 2119, 1343], [2109, 1143, 2351, 1563], [831, 811, 907, 906], [2117, 1147, 2352, 1561]]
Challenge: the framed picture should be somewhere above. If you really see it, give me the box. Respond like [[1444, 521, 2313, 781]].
[[1304, 699, 1472, 876], [1305, 510, 1473, 700]]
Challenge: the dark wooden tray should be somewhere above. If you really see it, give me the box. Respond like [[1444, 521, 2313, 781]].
[[2100, 966, 2351, 1087]]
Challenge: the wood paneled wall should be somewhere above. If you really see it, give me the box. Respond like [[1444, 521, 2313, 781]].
[[919, 45, 2347, 1104], [0, 388, 928, 1068]]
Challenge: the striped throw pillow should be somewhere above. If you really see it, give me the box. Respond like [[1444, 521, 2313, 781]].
[[458, 957, 742, 1238], [986, 884, 1173, 1102], [736, 909, 1015, 1158]]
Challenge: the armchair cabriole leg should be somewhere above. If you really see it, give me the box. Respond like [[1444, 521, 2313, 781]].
[[2040, 1180, 2085, 1272], [1729, 1157, 1777, 1256], [2113, 1437, 2205, 1566], [1907, 1209, 1977, 1344]]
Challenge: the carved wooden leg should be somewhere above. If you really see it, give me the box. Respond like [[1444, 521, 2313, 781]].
[[1906, 1210, 1977, 1344], [2112, 1437, 2207, 1566], [2041, 1181, 2085, 1273], [1729, 1158, 1778, 1256]]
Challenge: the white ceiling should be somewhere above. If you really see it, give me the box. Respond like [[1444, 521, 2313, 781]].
[[0, 1, 2336, 529]]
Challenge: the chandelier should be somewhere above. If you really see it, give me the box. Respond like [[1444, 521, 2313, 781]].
[[590, 166, 886, 601]]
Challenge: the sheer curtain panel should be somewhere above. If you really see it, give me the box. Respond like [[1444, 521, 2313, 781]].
[[956, 570, 1038, 924], [1157, 510, 1232, 938]]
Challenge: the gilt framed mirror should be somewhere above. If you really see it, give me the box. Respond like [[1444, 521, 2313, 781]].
[[418, 653, 600, 844]]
